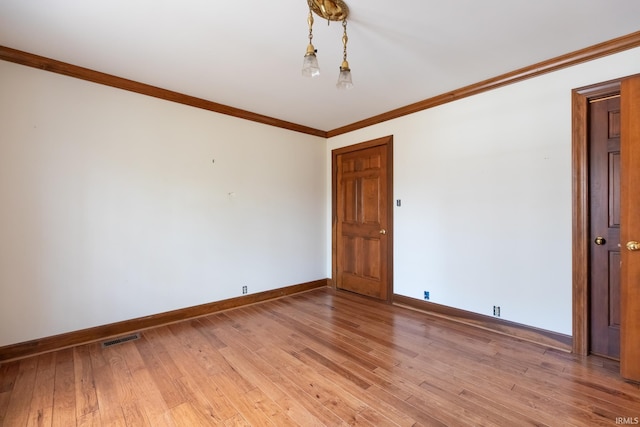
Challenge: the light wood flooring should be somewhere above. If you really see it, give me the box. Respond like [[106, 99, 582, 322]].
[[1, 288, 639, 426]]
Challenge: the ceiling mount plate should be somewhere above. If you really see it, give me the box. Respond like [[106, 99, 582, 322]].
[[308, 0, 349, 21]]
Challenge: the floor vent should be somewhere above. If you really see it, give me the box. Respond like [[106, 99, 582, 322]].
[[101, 333, 141, 348]]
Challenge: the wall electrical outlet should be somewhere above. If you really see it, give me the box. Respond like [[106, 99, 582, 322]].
[[493, 306, 501, 317], [242, 285, 248, 295], [424, 291, 430, 300]]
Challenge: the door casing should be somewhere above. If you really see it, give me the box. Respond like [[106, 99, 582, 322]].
[[572, 78, 622, 355], [331, 136, 394, 302], [573, 75, 640, 360], [587, 92, 621, 359]]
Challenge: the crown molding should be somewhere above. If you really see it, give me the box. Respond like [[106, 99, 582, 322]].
[[2, 30, 640, 140], [0, 45, 327, 138], [327, 30, 640, 137]]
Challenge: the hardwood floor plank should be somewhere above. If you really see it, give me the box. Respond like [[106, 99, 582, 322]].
[[341, 359, 413, 401], [521, 363, 640, 416], [101, 346, 138, 414], [121, 399, 149, 426], [397, 347, 570, 424], [2, 288, 640, 426], [166, 321, 253, 395], [88, 343, 128, 427], [205, 313, 263, 353], [354, 407, 401, 427], [289, 349, 413, 426], [112, 340, 176, 426], [408, 343, 605, 426], [284, 300, 420, 364], [0, 362, 20, 425], [234, 306, 308, 354], [158, 327, 241, 423], [296, 347, 371, 389], [266, 307, 392, 372], [51, 348, 77, 426], [302, 357, 416, 426], [26, 352, 56, 426], [0, 360, 20, 394], [457, 388, 552, 427], [245, 387, 301, 427], [406, 388, 513, 427], [222, 412, 251, 426], [0, 393, 10, 426], [369, 362, 494, 426], [133, 332, 186, 409], [208, 372, 276, 427], [510, 384, 609, 427], [365, 384, 448, 426], [169, 401, 224, 426], [77, 408, 102, 427], [2, 356, 37, 426], [191, 318, 229, 350], [253, 345, 369, 424], [73, 345, 99, 419], [173, 374, 239, 423], [217, 345, 327, 426], [239, 344, 348, 426]]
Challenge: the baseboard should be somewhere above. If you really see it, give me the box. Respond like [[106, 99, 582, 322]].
[[0, 279, 329, 363], [393, 294, 572, 352]]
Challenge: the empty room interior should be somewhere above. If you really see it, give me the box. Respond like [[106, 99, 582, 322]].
[[2, 1, 640, 425]]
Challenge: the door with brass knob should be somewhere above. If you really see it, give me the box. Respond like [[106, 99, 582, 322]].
[[333, 136, 393, 302], [620, 75, 640, 382], [577, 75, 640, 381], [588, 93, 621, 360]]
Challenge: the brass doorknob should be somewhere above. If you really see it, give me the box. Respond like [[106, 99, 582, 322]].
[[594, 236, 606, 245], [379, 229, 387, 235], [627, 241, 640, 251]]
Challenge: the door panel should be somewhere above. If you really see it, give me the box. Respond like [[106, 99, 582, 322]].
[[343, 177, 357, 222], [333, 137, 393, 301], [609, 252, 621, 327], [589, 95, 621, 359], [621, 75, 640, 381], [362, 177, 381, 224]]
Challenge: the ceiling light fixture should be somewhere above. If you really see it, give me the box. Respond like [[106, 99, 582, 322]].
[[301, 0, 353, 90]]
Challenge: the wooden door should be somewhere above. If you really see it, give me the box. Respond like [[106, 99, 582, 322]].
[[589, 94, 621, 359], [621, 75, 640, 381], [333, 136, 393, 301]]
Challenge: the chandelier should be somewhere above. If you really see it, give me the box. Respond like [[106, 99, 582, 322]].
[[302, 0, 353, 90]]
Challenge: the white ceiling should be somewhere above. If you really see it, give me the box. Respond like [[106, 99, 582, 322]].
[[1, 1, 640, 132]]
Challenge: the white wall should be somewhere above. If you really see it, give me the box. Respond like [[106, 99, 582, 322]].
[[0, 61, 327, 347], [3, 47, 638, 348], [327, 47, 640, 336]]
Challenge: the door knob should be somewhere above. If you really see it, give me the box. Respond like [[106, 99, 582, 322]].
[[627, 241, 640, 251], [594, 236, 606, 245], [379, 229, 387, 235]]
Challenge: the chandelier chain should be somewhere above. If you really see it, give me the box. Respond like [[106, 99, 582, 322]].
[[307, 9, 314, 45], [342, 19, 348, 63]]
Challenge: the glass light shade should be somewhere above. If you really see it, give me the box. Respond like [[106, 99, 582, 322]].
[[302, 54, 320, 78], [336, 68, 353, 90]]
